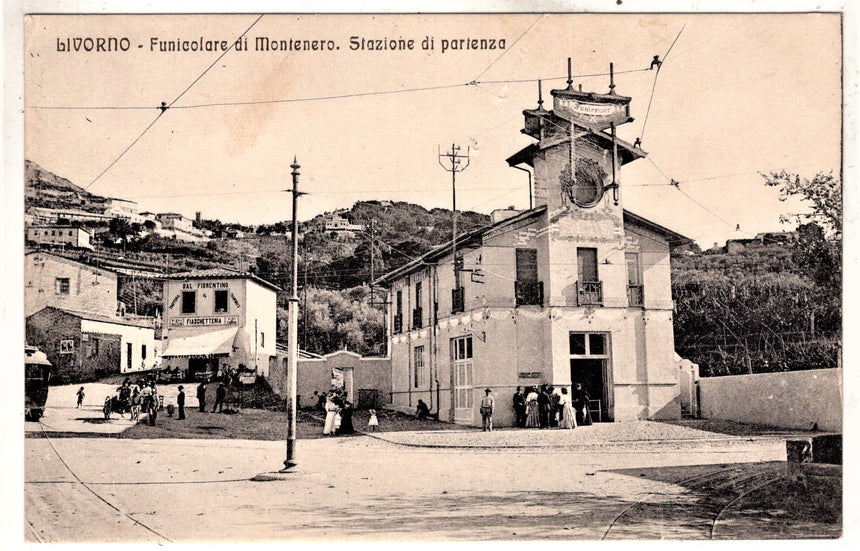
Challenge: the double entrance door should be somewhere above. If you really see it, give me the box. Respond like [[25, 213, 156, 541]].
[[569, 332, 612, 421]]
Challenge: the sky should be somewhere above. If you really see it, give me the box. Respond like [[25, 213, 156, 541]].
[[22, 11, 842, 248]]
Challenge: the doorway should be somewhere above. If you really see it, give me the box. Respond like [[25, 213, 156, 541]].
[[569, 332, 612, 421]]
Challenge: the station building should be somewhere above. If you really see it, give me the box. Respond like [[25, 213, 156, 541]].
[[376, 67, 691, 427], [160, 268, 279, 380]]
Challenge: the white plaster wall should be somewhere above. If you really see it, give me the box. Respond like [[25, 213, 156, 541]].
[[80, 319, 158, 374], [698, 368, 842, 432], [244, 280, 277, 375]]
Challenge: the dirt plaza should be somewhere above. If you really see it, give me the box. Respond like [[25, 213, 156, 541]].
[[23, 387, 842, 542]]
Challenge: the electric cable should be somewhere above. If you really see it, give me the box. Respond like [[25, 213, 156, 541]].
[[82, 14, 264, 191]]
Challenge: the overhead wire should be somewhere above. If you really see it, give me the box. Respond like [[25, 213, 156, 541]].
[[82, 14, 264, 191], [638, 24, 685, 146], [470, 14, 544, 83]]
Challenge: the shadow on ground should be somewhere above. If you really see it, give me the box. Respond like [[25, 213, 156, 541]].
[[603, 461, 841, 539], [656, 418, 815, 437]]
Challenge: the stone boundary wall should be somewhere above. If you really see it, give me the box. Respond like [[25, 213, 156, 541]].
[[698, 368, 842, 432]]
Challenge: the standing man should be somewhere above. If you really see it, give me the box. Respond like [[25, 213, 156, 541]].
[[512, 386, 526, 428], [538, 384, 551, 429], [197, 381, 207, 413], [177, 385, 186, 420], [480, 388, 495, 432], [213, 382, 226, 413]]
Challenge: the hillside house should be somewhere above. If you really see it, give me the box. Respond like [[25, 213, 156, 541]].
[[26, 225, 94, 251], [25, 251, 118, 317]]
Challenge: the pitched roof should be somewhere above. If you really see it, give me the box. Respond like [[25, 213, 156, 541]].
[[162, 268, 281, 293], [25, 250, 119, 276], [374, 206, 692, 285], [30, 306, 154, 328]]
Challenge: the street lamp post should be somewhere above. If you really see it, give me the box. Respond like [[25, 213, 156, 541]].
[[281, 157, 302, 471]]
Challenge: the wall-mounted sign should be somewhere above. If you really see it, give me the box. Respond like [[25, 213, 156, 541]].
[[518, 372, 542, 379], [170, 316, 239, 327], [59, 339, 75, 354]]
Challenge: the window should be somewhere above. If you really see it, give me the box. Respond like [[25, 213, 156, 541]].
[[214, 290, 229, 312], [569, 332, 608, 356], [68, 230, 73, 236], [451, 336, 473, 409], [181, 291, 196, 314], [55, 277, 70, 295], [625, 252, 644, 306], [515, 248, 542, 306], [141, 344, 147, 360], [577, 247, 598, 282], [576, 248, 602, 306], [394, 290, 403, 333], [260, 332, 265, 347], [89, 337, 100, 358], [51, 230, 56, 236], [414, 345, 425, 388], [415, 281, 422, 308], [412, 281, 423, 329], [127, 342, 133, 371]]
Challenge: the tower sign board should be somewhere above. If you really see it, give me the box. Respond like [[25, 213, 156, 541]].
[[551, 88, 632, 131], [555, 97, 629, 128]]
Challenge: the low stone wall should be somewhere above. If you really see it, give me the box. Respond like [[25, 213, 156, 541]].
[[698, 368, 842, 432]]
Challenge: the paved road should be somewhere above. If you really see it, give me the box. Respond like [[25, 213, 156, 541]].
[[24, 424, 839, 542]]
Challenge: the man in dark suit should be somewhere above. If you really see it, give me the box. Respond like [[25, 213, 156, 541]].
[[177, 385, 186, 420], [513, 386, 526, 428]]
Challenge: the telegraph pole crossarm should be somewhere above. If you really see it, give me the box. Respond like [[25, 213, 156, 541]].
[[438, 144, 470, 290]]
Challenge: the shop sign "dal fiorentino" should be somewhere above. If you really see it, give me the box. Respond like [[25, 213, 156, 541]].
[[171, 316, 239, 327]]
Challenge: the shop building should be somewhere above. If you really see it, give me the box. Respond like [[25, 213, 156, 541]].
[[160, 269, 279, 380], [376, 66, 691, 427]]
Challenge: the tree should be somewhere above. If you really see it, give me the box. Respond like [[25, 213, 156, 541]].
[[762, 171, 841, 237]]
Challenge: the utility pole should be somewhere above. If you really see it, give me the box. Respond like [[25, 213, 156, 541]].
[[438, 143, 469, 424], [281, 157, 304, 472], [438, 144, 470, 291], [369, 219, 375, 305]]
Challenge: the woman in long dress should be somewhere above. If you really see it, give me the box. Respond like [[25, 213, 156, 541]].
[[524, 387, 541, 428], [322, 394, 339, 435], [558, 387, 577, 429]]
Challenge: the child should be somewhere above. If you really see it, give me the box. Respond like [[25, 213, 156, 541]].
[[76, 387, 85, 408], [367, 409, 379, 432]]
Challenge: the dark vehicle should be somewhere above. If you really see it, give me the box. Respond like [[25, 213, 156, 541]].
[[25, 346, 52, 421]]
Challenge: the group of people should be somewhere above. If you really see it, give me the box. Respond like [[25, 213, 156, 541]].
[[317, 389, 356, 436], [196, 381, 227, 414], [513, 383, 593, 429], [107, 378, 161, 423]]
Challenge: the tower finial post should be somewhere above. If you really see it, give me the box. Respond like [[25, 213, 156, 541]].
[[609, 62, 616, 94], [567, 57, 573, 88]]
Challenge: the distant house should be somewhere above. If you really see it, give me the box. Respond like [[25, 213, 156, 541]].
[[322, 213, 364, 233], [26, 225, 94, 251], [26, 306, 159, 383], [25, 251, 118, 317], [156, 212, 194, 233], [103, 197, 143, 223]]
